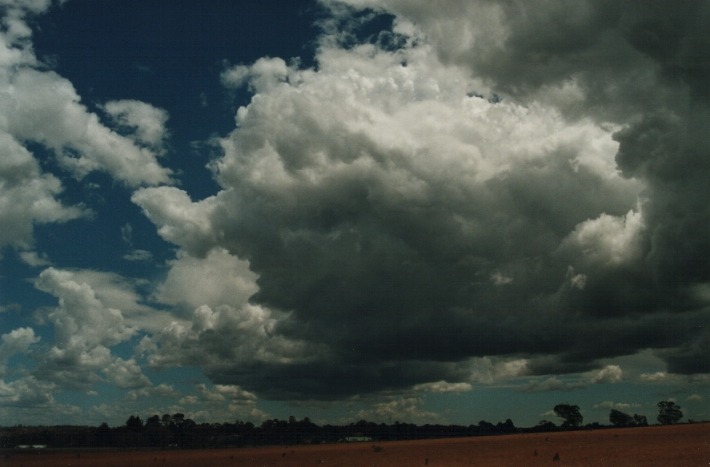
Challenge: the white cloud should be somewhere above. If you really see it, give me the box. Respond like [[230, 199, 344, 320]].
[[593, 400, 641, 411], [123, 249, 153, 262], [0, 132, 86, 249], [0, 3, 171, 253], [154, 248, 258, 313], [468, 357, 529, 384], [145, 302, 322, 370], [4, 69, 171, 186], [125, 383, 179, 402], [50, 268, 173, 333], [640, 371, 671, 382], [0, 375, 55, 407], [522, 365, 622, 392], [103, 358, 151, 389], [521, 376, 586, 393], [195, 383, 257, 402], [102, 99, 169, 151], [33, 268, 138, 387], [413, 380, 472, 393], [19, 250, 51, 267], [562, 209, 645, 267], [222, 57, 291, 93], [590, 365, 623, 384], [176, 383, 263, 422], [132, 187, 219, 256], [0, 327, 39, 375], [36, 268, 135, 349], [355, 396, 443, 424]]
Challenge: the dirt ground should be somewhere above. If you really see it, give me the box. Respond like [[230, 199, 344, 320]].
[[3, 423, 708, 466]]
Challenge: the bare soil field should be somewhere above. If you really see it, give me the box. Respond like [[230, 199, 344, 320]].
[[2, 423, 708, 466]]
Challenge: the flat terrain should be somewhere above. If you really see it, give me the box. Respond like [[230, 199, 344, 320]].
[[3, 423, 708, 466]]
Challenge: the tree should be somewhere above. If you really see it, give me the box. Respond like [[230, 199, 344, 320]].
[[553, 404, 583, 428], [609, 409, 634, 427], [125, 415, 143, 432], [633, 414, 648, 426], [657, 400, 683, 425]]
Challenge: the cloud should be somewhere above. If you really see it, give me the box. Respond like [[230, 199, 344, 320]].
[[153, 248, 258, 314], [102, 99, 170, 151], [0, 2, 171, 253], [590, 365, 623, 384], [593, 401, 641, 411], [4, 68, 172, 186], [123, 249, 153, 262], [521, 365, 622, 392], [103, 358, 151, 389], [0, 327, 39, 375], [125, 383, 179, 402], [521, 376, 587, 393], [0, 376, 55, 407], [130, 1, 710, 402], [132, 187, 219, 256], [640, 371, 670, 382], [329, 0, 710, 292], [413, 381, 472, 393], [42, 268, 172, 332], [31, 268, 168, 389], [468, 357, 529, 385], [221, 57, 292, 93], [355, 396, 443, 424], [0, 132, 86, 250]]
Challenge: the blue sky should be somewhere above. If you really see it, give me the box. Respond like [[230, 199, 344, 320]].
[[1, 0, 709, 428]]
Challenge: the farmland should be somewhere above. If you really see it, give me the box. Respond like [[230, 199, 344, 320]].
[[2, 422, 708, 466]]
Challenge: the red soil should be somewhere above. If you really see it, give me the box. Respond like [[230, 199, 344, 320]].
[[3, 423, 708, 466]]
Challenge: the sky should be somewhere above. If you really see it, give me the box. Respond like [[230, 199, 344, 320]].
[[1, 0, 709, 428]]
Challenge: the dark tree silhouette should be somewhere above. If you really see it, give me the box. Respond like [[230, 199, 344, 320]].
[[609, 409, 634, 427], [657, 400, 683, 425], [633, 414, 648, 426], [553, 404, 583, 428], [125, 415, 143, 432]]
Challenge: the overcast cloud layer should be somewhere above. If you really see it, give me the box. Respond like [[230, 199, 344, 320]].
[[2, 0, 710, 424]]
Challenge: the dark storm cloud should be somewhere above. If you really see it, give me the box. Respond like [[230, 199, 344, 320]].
[[402, 0, 710, 374], [136, 0, 710, 399], [207, 359, 471, 400]]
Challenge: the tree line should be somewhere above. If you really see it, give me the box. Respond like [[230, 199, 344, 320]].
[[0, 400, 689, 449]]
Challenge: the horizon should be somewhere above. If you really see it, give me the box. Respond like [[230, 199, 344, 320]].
[[1, 0, 709, 428]]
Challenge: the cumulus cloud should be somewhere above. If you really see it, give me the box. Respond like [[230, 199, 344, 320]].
[[0, 132, 86, 250], [153, 248, 258, 314], [103, 358, 151, 389], [0, 2, 172, 254], [355, 396, 443, 424], [31, 267, 168, 390], [0, 327, 39, 375], [590, 365, 623, 384], [125, 383, 179, 402], [102, 99, 170, 151], [4, 68, 171, 186], [130, 0, 710, 402], [132, 187, 220, 256], [0, 375, 55, 407]]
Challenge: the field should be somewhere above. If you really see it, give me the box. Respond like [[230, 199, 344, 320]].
[[3, 423, 708, 466]]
